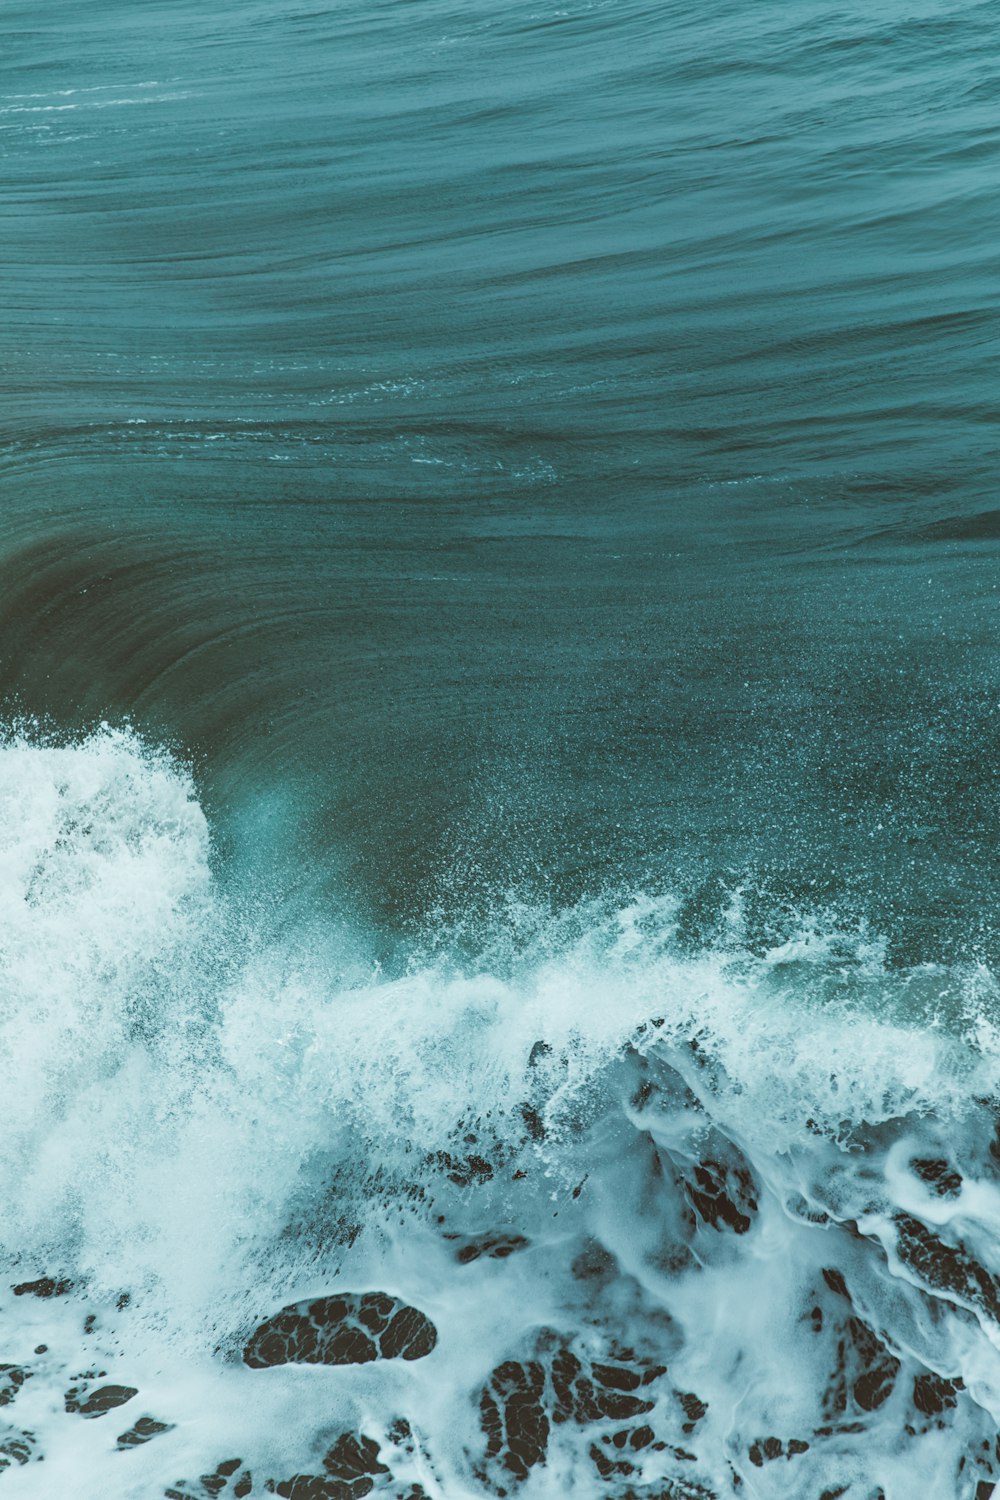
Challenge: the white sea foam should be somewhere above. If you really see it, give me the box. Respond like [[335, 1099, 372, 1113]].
[[2, 729, 999, 1497]]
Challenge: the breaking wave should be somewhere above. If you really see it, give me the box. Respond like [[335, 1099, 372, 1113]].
[[2, 728, 1000, 1499]]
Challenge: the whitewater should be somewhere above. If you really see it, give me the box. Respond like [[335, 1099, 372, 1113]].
[[0, 728, 997, 1497]]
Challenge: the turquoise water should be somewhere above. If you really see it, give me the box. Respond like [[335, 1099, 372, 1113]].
[[3, 3, 1000, 1496]]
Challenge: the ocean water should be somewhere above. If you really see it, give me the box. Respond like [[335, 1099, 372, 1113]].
[[2, 1, 1000, 1496]]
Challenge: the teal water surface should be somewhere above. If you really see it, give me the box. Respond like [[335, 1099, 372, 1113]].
[[3, 0, 998, 952], [4, 7, 1000, 1496]]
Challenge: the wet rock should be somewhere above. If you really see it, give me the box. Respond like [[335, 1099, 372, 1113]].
[[683, 1158, 757, 1234], [479, 1335, 670, 1486], [455, 1234, 529, 1265], [0, 1367, 31, 1408], [589, 1440, 634, 1480], [911, 1158, 963, 1198], [322, 1434, 389, 1484], [272, 1478, 353, 1498], [593, 1363, 642, 1392], [428, 1151, 495, 1187], [822, 1268, 850, 1299], [12, 1276, 72, 1298], [66, 1382, 138, 1418], [165, 1463, 252, 1499], [677, 1391, 708, 1432], [0, 1428, 37, 1472], [748, 1439, 771, 1466], [854, 1361, 900, 1414], [894, 1214, 1000, 1321], [748, 1435, 806, 1466], [200, 1459, 246, 1495], [386, 1419, 412, 1449], [822, 1315, 899, 1420], [244, 1293, 437, 1369], [912, 1372, 963, 1417], [551, 1346, 584, 1424], [480, 1360, 549, 1481], [117, 1415, 175, 1447], [569, 1360, 657, 1425]]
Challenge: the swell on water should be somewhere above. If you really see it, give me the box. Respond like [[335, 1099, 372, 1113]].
[[1, 726, 1000, 1498]]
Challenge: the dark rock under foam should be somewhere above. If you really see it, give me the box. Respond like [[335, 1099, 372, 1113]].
[[244, 1292, 437, 1369]]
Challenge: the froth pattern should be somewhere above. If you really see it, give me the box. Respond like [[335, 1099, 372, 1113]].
[[3, 730, 1000, 1496]]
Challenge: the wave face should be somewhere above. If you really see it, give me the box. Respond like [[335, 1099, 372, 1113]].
[[3, 0, 1000, 1495]]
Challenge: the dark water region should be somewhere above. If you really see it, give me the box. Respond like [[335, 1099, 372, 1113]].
[[3, 0, 999, 955], [5, 4, 1000, 1499]]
